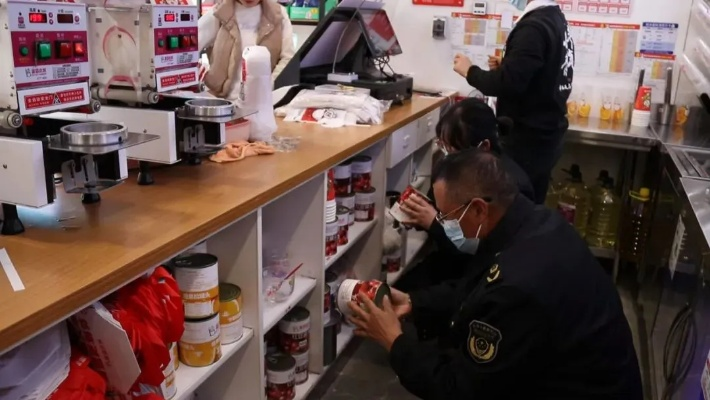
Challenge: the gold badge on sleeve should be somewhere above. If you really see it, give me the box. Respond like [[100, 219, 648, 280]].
[[486, 264, 500, 284], [467, 320, 502, 363]]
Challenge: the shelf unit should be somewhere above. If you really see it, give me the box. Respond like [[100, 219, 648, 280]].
[[2, 102, 445, 400], [383, 108, 440, 287]]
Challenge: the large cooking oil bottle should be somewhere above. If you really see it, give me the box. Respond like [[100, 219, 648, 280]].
[[545, 179, 565, 209], [590, 170, 610, 199], [620, 187, 652, 263], [587, 178, 621, 249], [557, 164, 591, 238]]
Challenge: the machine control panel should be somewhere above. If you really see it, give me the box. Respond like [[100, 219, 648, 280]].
[[1, 0, 91, 114], [152, 3, 200, 91]]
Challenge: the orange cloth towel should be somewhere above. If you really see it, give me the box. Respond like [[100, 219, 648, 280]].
[[209, 140, 275, 163]]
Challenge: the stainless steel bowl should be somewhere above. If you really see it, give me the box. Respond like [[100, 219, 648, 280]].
[[60, 122, 128, 146], [185, 98, 235, 118]]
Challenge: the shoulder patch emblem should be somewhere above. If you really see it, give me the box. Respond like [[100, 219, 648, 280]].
[[486, 264, 500, 283], [467, 320, 502, 363]]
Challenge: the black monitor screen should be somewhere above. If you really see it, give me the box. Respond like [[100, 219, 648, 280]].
[[358, 9, 402, 58]]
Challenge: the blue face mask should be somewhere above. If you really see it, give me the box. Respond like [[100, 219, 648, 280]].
[[440, 202, 483, 255], [509, 0, 527, 11]]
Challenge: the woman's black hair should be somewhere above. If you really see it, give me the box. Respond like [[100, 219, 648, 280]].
[[435, 98, 510, 155]]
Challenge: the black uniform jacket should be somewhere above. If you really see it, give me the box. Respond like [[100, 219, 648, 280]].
[[389, 195, 643, 400]]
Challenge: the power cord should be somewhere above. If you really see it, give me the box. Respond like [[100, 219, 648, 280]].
[[660, 301, 698, 400]]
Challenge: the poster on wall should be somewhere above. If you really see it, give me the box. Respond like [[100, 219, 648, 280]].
[[448, 13, 512, 70], [576, 0, 631, 17], [413, 0, 463, 7], [639, 22, 679, 55], [568, 21, 639, 76]]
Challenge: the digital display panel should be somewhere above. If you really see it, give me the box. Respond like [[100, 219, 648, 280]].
[[57, 13, 73, 24], [164, 13, 176, 22], [29, 12, 48, 23]]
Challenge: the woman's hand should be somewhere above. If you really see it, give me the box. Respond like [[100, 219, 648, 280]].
[[453, 53, 473, 77], [349, 294, 404, 351], [400, 194, 437, 230], [198, 59, 209, 82], [488, 55, 502, 70]]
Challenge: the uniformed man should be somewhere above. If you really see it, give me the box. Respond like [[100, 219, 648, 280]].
[[349, 149, 642, 399]]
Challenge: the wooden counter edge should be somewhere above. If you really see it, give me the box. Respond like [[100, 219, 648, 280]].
[[0, 96, 448, 353]]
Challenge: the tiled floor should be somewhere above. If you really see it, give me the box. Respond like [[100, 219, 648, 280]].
[[308, 261, 646, 400]]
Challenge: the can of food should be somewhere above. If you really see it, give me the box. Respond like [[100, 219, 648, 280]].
[[173, 253, 220, 319], [292, 350, 309, 384], [324, 283, 332, 325], [336, 193, 356, 226], [336, 206, 349, 246], [325, 217, 339, 257], [160, 367, 177, 400], [337, 279, 392, 320], [266, 353, 296, 400], [279, 306, 310, 354], [219, 283, 244, 345], [179, 314, 222, 367], [389, 185, 431, 223], [354, 187, 376, 222], [333, 162, 352, 195], [382, 249, 402, 273], [351, 155, 372, 192], [169, 342, 179, 371]]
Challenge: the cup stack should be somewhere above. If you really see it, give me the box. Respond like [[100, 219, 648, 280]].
[[631, 86, 652, 127]]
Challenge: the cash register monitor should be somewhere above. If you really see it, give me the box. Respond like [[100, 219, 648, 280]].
[[358, 9, 402, 58], [274, 5, 409, 92]]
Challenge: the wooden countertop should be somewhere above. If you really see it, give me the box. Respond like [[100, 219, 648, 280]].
[[0, 96, 446, 353]]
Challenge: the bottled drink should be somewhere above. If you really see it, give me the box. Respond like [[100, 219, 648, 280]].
[[587, 178, 621, 249], [620, 187, 652, 263], [557, 164, 591, 238]]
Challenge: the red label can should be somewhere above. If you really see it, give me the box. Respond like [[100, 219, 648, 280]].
[[351, 155, 372, 192], [278, 307, 310, 354], [337, 279, 391, 320], [354, 187, 376, 222], [325, 217, 339, 256]]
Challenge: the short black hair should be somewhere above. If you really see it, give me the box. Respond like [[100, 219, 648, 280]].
[[433, 148, 518, 207], [435, 98, 512, 154]]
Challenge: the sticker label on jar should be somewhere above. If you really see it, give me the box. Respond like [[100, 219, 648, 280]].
[[179, 315, 222, 367], [355, 203, 374, 222], [293, 351, 309, 384], [337, 279, 385, 318], [334, 164, 351, 179], [174, 264, 220, 319], [279, 317, 311, 354]]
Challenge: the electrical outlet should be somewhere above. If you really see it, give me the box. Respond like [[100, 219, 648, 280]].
[[432, 17, 446, 39]]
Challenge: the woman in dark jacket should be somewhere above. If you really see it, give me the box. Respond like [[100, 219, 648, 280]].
[[396, 98, 534, 291]]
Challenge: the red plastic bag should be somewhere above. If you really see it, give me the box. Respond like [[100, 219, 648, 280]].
[[48, 349, 106, 400]]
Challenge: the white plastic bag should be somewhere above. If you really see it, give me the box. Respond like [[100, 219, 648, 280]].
[[240, 46, 277, 142]]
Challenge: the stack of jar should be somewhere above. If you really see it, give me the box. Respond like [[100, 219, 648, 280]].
[[265, 307, 311, 400], [172, 253, 244, 370], [334, 155, 377, 227]]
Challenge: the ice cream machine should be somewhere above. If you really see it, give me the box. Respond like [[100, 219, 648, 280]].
[[0, 0, 157, 235], [49, 0, 253, 185]]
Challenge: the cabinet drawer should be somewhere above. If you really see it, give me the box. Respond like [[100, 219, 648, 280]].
[[417, 109, 440, 149], [387, 121, 418, 168]]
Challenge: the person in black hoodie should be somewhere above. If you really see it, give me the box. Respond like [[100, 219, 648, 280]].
[[395, 98, 534, 293], [453, 0, 575, 205]]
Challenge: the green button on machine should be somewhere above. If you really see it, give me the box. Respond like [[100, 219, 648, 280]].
[[36, 41, 52, 59], [158, 39, 165, 48], [19, 46, 29, 56], [168, 36, 179, 50]]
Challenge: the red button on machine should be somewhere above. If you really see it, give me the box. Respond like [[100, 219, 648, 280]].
[[73, 41, 85, 56], [56, 41, 72, 58], [180, 35, 191, 48], [190, 35, 198, 46]]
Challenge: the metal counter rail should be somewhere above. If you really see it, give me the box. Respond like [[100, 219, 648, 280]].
[[566, 117, 659, 151]]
